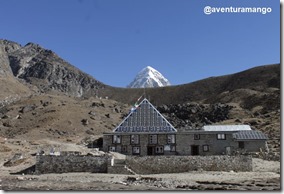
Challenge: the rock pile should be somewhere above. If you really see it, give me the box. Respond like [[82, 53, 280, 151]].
[[158, 103, 232, 129]]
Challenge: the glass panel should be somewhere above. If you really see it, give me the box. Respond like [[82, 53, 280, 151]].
[[113, 135, 121, 144], [149, 135, 157, 144], [131, 135, 139, 144]]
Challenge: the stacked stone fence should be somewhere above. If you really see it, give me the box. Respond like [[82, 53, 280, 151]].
[[35, 154, 109, 174], [126, 155, 252, 174]]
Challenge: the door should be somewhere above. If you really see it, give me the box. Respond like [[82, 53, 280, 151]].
[[226, 146, 231, 155], [191, 145, 199, 155], [147, 146, 154, 155]]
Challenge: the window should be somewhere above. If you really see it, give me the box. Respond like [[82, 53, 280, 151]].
[[239, 141, 245, 149], [132, 147, 140, 155], [203, 145, 209, 152], [113, 135, 121, 144], [155, 146, 164, 154], [217, 134, 226, 140], [130, 135, 139, 144], [194, 134, 200, 140], [108, 146, 116, 152], [122, 145, 127, 153], [167, 134, 175, 144], [164, 145, 170, 151], [149, 135, 158, 144], [164, 145, 176, 152]]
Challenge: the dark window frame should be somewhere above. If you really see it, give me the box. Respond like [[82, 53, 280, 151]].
[[194, 134, 200, 140], [121, 145, 128, 153]]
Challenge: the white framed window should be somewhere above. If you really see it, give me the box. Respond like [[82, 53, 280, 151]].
[[167, 134, 175, 144], [108, 146, 116, 152], [203, 145, 209, 152], [113, 135, 121, 144], [165, 145, 176, 152], [130, 134, 139, 144], [164, 145, 170, 151], [149, 135, 157, 144], [132, 146, 140, 155], [155, 146, 164, 154], [217, 134, 226, 140]]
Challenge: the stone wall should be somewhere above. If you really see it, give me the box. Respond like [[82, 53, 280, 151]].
[[126, 155, 252, 174], [242, 140, 267, 152], [35, 155, 109, 174]]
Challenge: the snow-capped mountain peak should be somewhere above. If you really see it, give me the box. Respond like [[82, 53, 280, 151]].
[[127, 66, 171, 88]]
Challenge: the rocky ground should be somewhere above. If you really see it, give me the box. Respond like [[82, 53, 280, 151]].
[[0, 94, 130, 143]]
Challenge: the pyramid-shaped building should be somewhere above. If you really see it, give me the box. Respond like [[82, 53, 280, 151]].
[[113, 98, 177, 133]]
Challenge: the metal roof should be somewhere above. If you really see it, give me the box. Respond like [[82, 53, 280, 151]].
[[232, 130, 268, 140], [113, 98, 177, 133], [203, 125, 251, 132]]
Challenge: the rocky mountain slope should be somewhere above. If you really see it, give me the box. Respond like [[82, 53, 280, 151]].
[[0, 40, 33, 104], [127, 66, 171, 88], [1, 40, 106, 99]]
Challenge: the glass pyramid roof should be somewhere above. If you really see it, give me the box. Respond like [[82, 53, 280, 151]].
[[113, 98, 177, 133]]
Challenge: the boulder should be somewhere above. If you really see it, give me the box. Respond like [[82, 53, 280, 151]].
[[81, 119, 89, 125], [20, 105, 36, 113]]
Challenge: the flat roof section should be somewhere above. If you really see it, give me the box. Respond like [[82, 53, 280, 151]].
[[203, 125, 252, 132]]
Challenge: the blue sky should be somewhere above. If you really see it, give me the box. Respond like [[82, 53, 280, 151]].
[[0, 0, 280, 87]]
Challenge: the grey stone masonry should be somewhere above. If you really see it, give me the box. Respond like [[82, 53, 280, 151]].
[[126, 155, 252, 174], [35, 155, 109, 174]]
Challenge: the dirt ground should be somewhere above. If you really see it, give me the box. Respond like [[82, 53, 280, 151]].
[[0, 157, 280, 191]]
